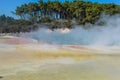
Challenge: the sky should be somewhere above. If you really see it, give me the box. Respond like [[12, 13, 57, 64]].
[[0, 0, 120, 18]]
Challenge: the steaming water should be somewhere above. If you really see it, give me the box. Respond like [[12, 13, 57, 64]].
[[22, 15, 120, 46], [1, 15, 120, 80]]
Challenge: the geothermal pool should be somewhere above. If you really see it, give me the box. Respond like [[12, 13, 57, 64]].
[[1, 14, 120, 80], [0, 35, 120, 80]]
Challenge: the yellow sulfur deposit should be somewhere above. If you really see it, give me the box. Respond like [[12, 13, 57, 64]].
[[0, 36, 120, 80]]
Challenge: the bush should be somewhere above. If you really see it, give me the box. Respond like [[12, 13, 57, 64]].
[[39, 17, 52, 23]]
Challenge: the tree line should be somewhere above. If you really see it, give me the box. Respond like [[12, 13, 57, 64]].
[[15, 0, 120, 24], [0, 0, 120, 33], [0, 15, 38, 33]]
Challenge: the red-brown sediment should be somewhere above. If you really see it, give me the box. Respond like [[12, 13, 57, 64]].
[[69, 45, 88, 50], [3, 37, 37, 45]]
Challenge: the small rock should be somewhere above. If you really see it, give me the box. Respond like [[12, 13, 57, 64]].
[[0, 76, 3, 79]]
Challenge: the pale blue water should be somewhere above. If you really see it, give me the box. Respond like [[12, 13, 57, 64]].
[[21, 15, 120, 46], [24, 28, 99, 45], [23, 27, 120, 46]]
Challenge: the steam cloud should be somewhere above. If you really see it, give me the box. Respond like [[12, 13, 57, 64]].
[[22, 15, 120, 46]]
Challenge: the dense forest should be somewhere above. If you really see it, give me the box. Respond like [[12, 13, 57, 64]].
[[0, 0, 120, 33], [15, 0, 120, 24]]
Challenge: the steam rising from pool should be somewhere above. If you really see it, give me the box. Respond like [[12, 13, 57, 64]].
[[22, 15, 120, 46]]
